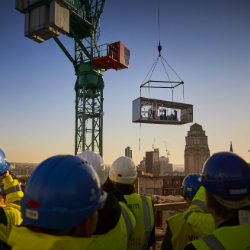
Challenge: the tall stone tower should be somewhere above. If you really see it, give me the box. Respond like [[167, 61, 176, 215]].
[[185, 123, 210, 175]]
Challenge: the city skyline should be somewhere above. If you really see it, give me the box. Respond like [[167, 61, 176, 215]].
[[1, 0, 250, 165]]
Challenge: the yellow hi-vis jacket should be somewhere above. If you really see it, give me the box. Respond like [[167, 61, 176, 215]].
[[8, 226, 97, 250], [88, 201, 136, 250], [185, 224, 250, 250], [183, 186, 215, 237], [124, 193, 154, 250], [0, 175, 23, 241], [166, 186, 215, 250]]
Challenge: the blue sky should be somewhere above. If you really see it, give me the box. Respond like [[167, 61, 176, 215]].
[[0, 0, 250, 165]]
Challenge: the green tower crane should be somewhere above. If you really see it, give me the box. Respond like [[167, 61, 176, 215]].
[[16, 0, 130, 156]]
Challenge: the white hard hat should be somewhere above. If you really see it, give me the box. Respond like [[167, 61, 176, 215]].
[[77, 151, 107, 185], [109, 156, 137, 184]]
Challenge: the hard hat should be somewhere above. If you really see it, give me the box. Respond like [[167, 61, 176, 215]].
[[109, 156, 137, 184], [201, 152, 250, 199], [77, 150, 108, 185], [0, 148, 11, 176], [21, 155, 107, 230], [181, 173, 202, 199]]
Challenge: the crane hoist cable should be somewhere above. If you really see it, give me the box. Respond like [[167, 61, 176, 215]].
[[140, 0, 185, 102]]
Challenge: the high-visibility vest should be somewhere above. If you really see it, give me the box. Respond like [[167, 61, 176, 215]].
[[186, 224, 250, 250], [167, 186, 215, 250], [124, 193, 154, 250], [183, 186, 215, 237], [88, 201, 136, 250], [168, 212, 199, 250], [0, 175, 23, 240]]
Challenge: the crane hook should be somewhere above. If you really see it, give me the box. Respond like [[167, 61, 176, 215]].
[[158, 41, 162, 56]]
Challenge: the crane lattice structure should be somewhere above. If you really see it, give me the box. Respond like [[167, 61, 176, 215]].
[[16, 0, 129, 156]]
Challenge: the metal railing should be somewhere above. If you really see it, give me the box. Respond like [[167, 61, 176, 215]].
[[84, 43, 119, 60]]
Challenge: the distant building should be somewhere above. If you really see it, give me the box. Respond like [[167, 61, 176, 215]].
[[139, 176, 163, 195], [138, 175, 185, 196], [159, 156, 173, 175], [146, 148, 160, 177], [163, 176, 185, 196], [125, 146, 132, 158], [138, 157, 146, 172], [184, 123, 210, 175]]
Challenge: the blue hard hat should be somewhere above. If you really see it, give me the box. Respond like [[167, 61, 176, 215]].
[[21, 155, 107, 230], [201, 152, 250, 199], [0, 148, 11, 176], [181, 173, 202, 199]]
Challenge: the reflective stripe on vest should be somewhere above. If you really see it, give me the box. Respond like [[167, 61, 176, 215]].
[[141, 196, 151, 246], [11, 200, 21, 206], [203, 235, 226, 250], [6, 185, 21, 195], [121, 205, 134, 243], [184, 210, 203, 220], [190, 200, 209, 213]]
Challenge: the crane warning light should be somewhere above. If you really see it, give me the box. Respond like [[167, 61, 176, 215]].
[[91, 41, 130, 70]]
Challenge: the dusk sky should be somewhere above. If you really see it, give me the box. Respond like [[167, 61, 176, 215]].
[[0, 0, 250, 166]]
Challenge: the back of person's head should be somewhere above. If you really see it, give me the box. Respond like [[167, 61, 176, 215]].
[[0, 148, 11, 176], [109, 156, 137, 185], [21, 155, 107, 235], [201, 152, 250, 219], [77, 150, 108, 186], [181, 173, 202, 200]]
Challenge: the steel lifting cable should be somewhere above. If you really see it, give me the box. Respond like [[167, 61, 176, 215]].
[[140, 0, 161, 93], [158, 0, 160, 42], [141, 56, 160, 96], [161, 56, 185, 102], [161, 56, 183, 82], [141, 57, 159, 85]]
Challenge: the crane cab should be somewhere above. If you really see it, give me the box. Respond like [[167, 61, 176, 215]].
[[91, 41, 130, 70], [132, 97, 193, 125]]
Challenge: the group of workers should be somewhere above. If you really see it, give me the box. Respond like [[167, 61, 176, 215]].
[[0, 147, 249, 250]]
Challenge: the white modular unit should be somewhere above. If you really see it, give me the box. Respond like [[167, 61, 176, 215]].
[[50, 0, 70, 35], [132, 97, 193, 125]]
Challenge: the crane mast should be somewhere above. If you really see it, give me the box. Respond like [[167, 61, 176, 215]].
[[70, 0, 106, 155], [74, 43, 105, 155]]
